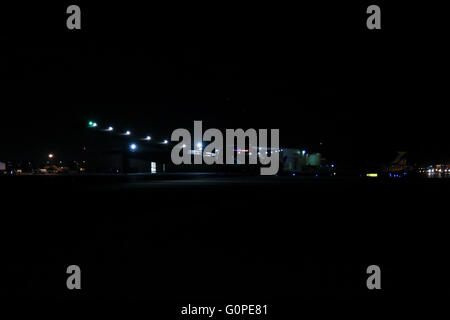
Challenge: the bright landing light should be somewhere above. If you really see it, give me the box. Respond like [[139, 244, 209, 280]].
[[130, 143, 137, 151]]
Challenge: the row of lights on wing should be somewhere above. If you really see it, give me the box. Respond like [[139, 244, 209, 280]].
[[88, 121, 169, 146], [88, 122, 309, 155], [88, 122, 300, 153]]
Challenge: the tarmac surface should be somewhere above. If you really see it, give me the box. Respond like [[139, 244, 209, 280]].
[[0, 173, 448, 305]]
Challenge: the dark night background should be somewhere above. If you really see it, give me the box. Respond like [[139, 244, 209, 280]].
[[0, 1, 449, 309], [1, 2, 448, 167]]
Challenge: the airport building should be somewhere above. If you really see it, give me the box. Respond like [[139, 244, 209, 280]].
[[84, 144, 169, 174], [279, 148, 324, 173]]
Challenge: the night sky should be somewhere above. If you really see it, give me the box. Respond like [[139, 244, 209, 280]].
[[1, 2, 448, 166]]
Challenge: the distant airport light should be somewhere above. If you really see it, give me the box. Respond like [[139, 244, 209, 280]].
[[88, 121, 98, 128], [125, 131, 131, 135], [48, 154, 54, 159], [107, 126, 114, 131], [366, 173, 378, 178], [145, 136, 151, 140], [163, 140, 168, 144], [130, 143, 137, 151]]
